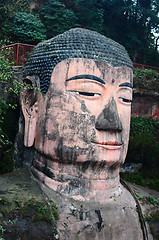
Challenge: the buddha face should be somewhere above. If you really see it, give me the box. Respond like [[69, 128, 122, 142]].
[[23, 58, 133, 168]]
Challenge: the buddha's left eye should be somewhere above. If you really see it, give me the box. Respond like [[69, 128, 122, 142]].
[[119, 97, 132, 103], [69, 91, 100, 97]]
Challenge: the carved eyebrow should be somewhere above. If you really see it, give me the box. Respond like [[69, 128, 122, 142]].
[[119, 82, 133, 89], [66, 74, 105, 84]]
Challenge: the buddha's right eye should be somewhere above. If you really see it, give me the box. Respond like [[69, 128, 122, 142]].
[[69, 90, 100, 97]]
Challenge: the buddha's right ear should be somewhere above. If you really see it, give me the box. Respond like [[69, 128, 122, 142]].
[[21, 76, 40, 147]]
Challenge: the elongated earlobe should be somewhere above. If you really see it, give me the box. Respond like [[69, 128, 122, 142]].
[[21, 76, 40, 147]]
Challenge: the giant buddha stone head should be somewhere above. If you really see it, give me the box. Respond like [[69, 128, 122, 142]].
[[21, 28, 133, 202]]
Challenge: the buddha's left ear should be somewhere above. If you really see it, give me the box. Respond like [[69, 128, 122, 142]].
[[21, 76, 40, 147]]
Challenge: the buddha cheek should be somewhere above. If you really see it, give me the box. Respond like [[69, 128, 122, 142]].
[[51, 114, 96, 164], [58, 111, 96, 149], [37, 110, 96, 164], [52, 93, 96, 148], [119, 109, 131, 162]]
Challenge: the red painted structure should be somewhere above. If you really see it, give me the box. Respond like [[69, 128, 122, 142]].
[[2, 43, 159, 73], [1, 43, 159, 120], [2, 43, 35, 66], [133, 62, 159, 71]]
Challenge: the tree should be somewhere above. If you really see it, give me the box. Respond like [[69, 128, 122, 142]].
[[0, 0, 31, 39], [66, 0, 104, 33], [3, 12, 46, 44], [38, 0, 79, 39], [0, 0, 159, 65], [102, 0, 159, 65]]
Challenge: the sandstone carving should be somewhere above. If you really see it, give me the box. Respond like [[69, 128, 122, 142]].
[[20, 28, 150, 239]]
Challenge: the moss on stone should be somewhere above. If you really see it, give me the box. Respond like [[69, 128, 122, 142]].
[[0, 169, 59, 240]]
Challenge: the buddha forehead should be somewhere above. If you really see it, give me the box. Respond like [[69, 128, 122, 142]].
[[23, 28, 133, 93]]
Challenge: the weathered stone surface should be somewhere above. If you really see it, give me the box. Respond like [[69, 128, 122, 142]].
[[1, 169, 156, 240], [13, 111, 34, 168], [41, 177, 157, 240], [13, 28, 155, 240], [120, 163, 142, 173], [0, 169, 58, 240], [21, 58, 133, 201], [45, 186, 143, 239], [132, 89, 159, 120]]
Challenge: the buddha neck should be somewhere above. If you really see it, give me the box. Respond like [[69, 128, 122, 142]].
[[31, 155, 122, 202]]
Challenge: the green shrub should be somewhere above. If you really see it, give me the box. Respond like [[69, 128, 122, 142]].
[[120, 172, 159, 191], [3, 12, 46, 44], [52, 202, 59, 220], [133, 68, 159, 92], [126, 117, 159, 171], [0, 46, 19, 174], [39, 0, 79, 39], [0, 147, 14, 174]]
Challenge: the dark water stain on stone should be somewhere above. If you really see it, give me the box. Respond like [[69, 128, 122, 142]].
[[95, 209, 104, 231]]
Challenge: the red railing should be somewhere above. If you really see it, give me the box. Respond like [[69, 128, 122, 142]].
[[2, 43, 159, 71], [2, 43, 35, 66], [133, 62, 159, 71]]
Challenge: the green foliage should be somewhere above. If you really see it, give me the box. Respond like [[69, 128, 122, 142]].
[[0, 48, 13, 149], [0, 0, 159, 65], [0, 0, 31, 41], [51, 202, 59, 220], [69, 0, 104, 33], [135, 192, 143, 200], [0, 46, 20, 174], [126, 117, 159, 169], [130, 116, 159, 141], [0, 44, 43, 175], [129, 116, 159, 148], [0, 198, 53, 223], [0, 1, 30, 22], [0, 225, 6, 234], [0, 47, 14, 81], [0, 0, 30, 17], [8, 198, 60, 223], [146, 196, 156, 205], [121, 173, 145, 186], [102, 0, 159, 64], [0, 97, 8, 133], [145, 214, 153, 222], [0, 147, 14, 174], [120, 173, 159, 192], [0, 196, 58, 238], [133, 68, 159, 91], [32, 204, 53, 223], [0, 0, 159, 66], [3, 12, 46, 44], [39, 0, 79, 39]]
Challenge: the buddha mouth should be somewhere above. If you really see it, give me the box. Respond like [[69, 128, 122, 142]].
[[92, 141, 123, 150]]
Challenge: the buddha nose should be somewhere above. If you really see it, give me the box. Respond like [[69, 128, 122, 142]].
[[95, 98, 122, 132]]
